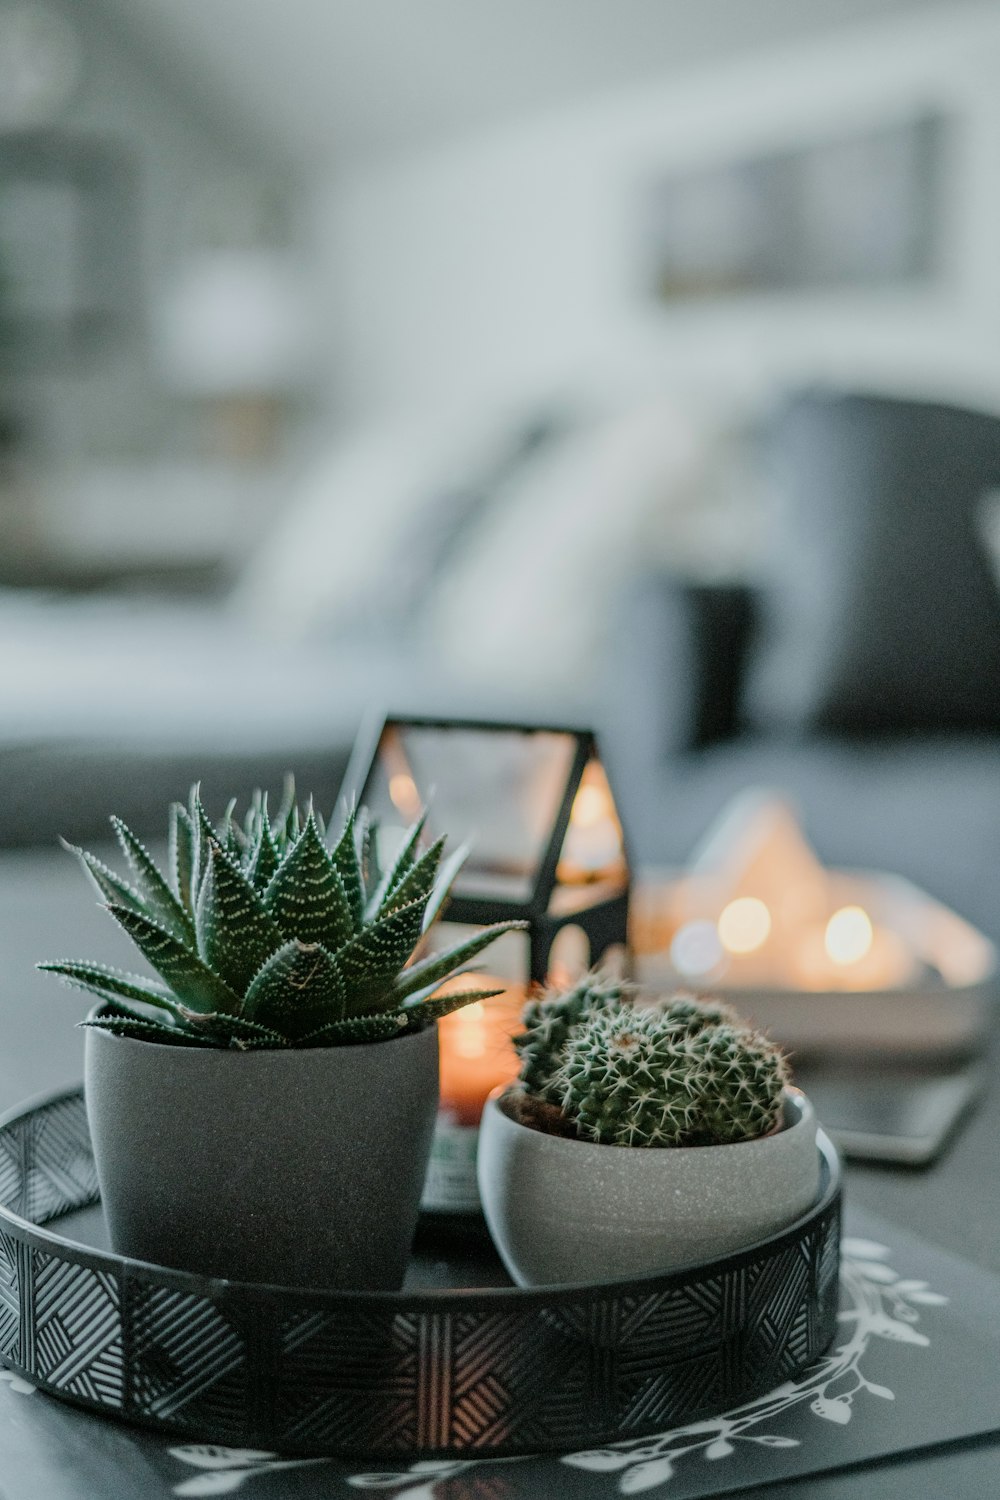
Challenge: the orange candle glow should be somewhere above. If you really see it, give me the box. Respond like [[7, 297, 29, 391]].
[[437, 986, 523, 1127]]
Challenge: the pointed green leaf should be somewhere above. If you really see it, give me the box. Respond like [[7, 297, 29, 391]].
[[245, 814, 280, 894], [393, 921, 527, 1000], [80, 1013, 211, 1046], [421, 841, 470, 932], [355, 807, 382, 905], [61, 840, 148, 918], [104, 902, 242, 1015], [112, 817, 196, 946], [380, 837, 445, 919], [199, 1014, 290, 1050], [338, 898, 426, 1016], [242, 939, 346, 1039], [189, 787, 221, 913], [297, 1013, 408, 1047], [273, 773, 296, 840], [400, 987, 504, 1023], [330, 807, 364, 932], [365, 814, 426, 921], [195, 839, 283, 995], [169, 803, 197, 913], [36, 960, 190, 1021], [263, 814, 354, 949]]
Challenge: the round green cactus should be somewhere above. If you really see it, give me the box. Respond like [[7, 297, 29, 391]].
[[514, 976, 788, 1147]]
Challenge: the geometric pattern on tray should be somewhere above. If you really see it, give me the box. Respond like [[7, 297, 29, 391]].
[[0, 1088, 841, 1457]]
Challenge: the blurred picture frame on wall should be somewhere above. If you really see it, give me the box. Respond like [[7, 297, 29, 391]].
[[642, 111, 947, 302], [0, 130, 137, 368]]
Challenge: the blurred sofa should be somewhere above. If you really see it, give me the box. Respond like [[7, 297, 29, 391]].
[[601, 390, 1000, 944], [0, 394, 730, 847]]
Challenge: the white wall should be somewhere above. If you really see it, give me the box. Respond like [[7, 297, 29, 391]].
[[314, 1, 1000, 423]]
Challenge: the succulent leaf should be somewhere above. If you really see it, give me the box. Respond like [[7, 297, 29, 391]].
[[366, 814, 426, 920], [36, 960, 184, 1018], [380, 836, 446, 918], [242, 939, 346, 1039], [244, 814, 280, 894], [338, 897, 427, 1015], [169, 803, 197, 912], [400, 988, 504, 1023], [104, 902, 242, 1016], [297, 1013, 408, 1046], [392, 922, 526, 1001], [194, 1013, 291, 1050], [111, 816, 196, 946], [354, 807, 381, 904], [195, 839, 283, 995], [81, 1013, 212, 1046], [329, 807, 365, 931], [264, 814, 354, 950], [420, 841, 469, 933], [61, 841, 147, 918]]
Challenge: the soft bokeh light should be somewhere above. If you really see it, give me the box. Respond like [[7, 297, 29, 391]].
[[718, 895, 772, 954], [670, 919, 724, 978], [824, 905, 874, 966]]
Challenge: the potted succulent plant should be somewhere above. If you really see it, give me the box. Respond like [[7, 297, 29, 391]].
[[40, 782, 520, 1291], [477, 976, 820, 1286]]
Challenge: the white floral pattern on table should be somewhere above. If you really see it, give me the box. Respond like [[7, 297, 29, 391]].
[[168, 1237, 946, 1497]]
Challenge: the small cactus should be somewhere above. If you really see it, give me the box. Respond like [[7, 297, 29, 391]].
[[513, 975, 789, 1147]]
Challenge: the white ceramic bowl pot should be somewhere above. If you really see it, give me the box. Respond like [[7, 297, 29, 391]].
[[477, 1086, 819, 1287]]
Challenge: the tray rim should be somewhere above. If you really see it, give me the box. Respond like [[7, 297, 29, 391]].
[[0, 1083, 841, 1307]]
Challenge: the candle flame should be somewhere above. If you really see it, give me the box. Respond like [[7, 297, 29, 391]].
[[825, 906, 874, 966]]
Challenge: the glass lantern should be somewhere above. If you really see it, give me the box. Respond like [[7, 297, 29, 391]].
[[343, 716, 631, 1219]]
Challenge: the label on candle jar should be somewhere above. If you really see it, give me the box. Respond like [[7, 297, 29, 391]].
[[421, 1114, 481, 1213]]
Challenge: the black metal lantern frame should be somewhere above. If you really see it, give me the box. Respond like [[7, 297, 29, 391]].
[[342, 716, 630, 985]]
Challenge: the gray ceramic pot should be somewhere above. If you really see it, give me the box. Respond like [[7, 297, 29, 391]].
[[84, 1011, 439, 1290], [477, 1086, 819, 1287]]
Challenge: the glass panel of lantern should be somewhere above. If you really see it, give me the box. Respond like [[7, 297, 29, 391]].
[[342, 716, 631, 1219]]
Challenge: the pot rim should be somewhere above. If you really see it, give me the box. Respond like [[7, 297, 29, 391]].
[[486, 1083, 812, 1155]]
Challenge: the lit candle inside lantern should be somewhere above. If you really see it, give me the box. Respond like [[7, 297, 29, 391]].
[[421, 976, 523, 1216], [437, 986, 522, 1126]]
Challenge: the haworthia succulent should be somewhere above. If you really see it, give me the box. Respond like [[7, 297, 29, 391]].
[[40, 780, 520, 1050]]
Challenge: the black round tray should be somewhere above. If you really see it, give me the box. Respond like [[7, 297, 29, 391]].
[[0, 1087, 841, 1458]]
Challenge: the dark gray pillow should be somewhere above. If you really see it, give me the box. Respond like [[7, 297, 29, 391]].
[[745, 391, 1000, 733]]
